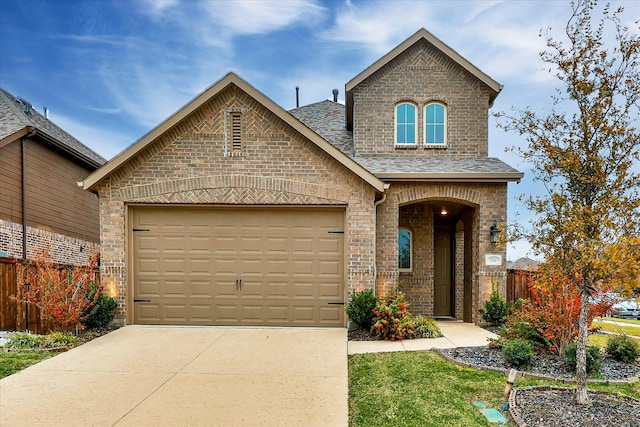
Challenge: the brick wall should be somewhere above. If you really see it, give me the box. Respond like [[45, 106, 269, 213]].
[[352, 39, 491, 158], [0, 219, 99, 266], [95, 85, 377, 324]]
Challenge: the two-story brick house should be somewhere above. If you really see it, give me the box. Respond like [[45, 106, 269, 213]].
[[83, 28, 522, 327]]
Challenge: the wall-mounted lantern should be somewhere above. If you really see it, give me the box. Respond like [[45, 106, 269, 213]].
[[490, 221, 501, 245]]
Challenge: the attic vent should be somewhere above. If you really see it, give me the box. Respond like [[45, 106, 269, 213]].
[[231, 112, 242, 151], [225, 107, 246, 157]]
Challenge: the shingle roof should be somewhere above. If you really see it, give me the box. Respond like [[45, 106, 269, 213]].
[[289, 100, 354, 156], [0, 88, 106, 167], [354, 157, 523, 181]]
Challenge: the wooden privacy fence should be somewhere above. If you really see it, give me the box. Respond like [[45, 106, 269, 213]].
[[506, 269, 536, 303], [0, 257, 99, 334], [0, 257, 56, 334]]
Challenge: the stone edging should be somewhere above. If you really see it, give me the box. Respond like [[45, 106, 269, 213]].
[[433, 348, 639, 385], [508, 385, 640, 427]]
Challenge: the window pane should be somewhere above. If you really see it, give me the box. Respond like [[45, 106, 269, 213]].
[[406, 126, 415, 143], [398, 229, 411, 270], [426, 105, 435, 122], [435, 124, 444, 143]]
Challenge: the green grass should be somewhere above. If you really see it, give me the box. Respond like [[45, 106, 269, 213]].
[[596, 317, 640, 326], [0, 351, 54, 379], [349, 351, 640, 427], [592, 320, 640, 337]]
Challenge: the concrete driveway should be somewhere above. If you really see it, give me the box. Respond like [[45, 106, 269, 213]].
[[0, 326, 347, 427]]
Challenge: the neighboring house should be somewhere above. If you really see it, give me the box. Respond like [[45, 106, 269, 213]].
[[0, 88, 106, 265], [83, 28, 523, 327]]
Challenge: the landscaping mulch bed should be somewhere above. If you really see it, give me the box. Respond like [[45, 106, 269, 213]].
[[510, 386, 640, 427], [441, 346, 640, 382]]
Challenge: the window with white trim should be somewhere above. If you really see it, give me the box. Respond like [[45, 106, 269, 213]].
[[424, 102, 446, 145], [398, 228, 412, 271], [395, 103, 417, 145]]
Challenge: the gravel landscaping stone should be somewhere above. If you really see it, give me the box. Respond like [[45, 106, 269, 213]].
[[441, 346, 640, 382], [511, 387, 640, 427]]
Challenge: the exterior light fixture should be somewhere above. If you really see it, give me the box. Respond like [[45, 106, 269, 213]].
[[490, 220, 501, 244], [440, 208, 448, 216]]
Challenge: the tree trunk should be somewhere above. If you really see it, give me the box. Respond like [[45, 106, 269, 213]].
[[576, 286, 590, 404]]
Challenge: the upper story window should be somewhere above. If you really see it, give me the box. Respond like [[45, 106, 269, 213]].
[[395, 103, 417, 145], [424, 102, 446, 145]]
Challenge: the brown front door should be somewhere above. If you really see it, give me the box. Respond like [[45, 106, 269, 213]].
[[434, 224, 454, 317]]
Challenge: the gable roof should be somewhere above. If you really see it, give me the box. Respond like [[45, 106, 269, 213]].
[[0, 88, 106, 169], [345, 28, 503, 130], [83, 72, 385, 193]]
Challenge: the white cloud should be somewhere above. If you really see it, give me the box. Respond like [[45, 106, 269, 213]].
[[322, 1, 433, 55], [201, 0, 327, 35]]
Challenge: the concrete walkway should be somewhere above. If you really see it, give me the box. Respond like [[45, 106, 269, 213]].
[[0, 326, 347, 427], [348, 321, 497, 355]]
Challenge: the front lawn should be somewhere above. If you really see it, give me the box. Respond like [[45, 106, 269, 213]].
[[592, 319, 640, 337], [0, 351, 54, 379], [349, 351, 640, 427]]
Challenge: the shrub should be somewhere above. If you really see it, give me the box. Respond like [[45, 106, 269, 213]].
[[499, 315, 550, 349], [564, 343, 602, 374], [502, 339, 534, 367], [82, 286, 117, 329], [345, 289, 378, 330], [18, 250, 103, 331], [370, 291, 414, 340], [479, 287, 511, 326], [606, 335, 640, 364], [413, 315, 443, 338], [499, 277, 615, 355], [6, 332, 42, 349], [42, 332, 78, 349]]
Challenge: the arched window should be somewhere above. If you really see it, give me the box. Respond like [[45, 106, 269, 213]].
[[424, 102, 446, 145], [398, 228, 412, 271], [395, 103, 417, 145]]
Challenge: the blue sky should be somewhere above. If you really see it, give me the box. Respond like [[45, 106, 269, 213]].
[[1, 0, 638, 260]]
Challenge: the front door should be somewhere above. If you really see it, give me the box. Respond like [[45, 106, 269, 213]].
[[434, 223, 454, 317]]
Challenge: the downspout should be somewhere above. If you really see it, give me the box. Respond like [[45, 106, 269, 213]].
[[372, 183, 391, 297], [21, 128, 35, 332]]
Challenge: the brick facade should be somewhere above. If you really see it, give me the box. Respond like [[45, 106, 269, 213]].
[[352, 39, 491, 158], [95, 85, 377, 324], [0, 219, 99, 266]]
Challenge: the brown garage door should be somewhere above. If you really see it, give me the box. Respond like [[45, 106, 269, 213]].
[[131, 206, 345, 326]]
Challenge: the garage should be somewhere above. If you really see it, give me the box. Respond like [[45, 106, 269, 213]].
[[130, 206, 345, 327]]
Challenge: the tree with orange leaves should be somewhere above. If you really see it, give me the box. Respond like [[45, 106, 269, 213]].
[[18, 249, 103, 333], [497, 0, 640, 404]]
